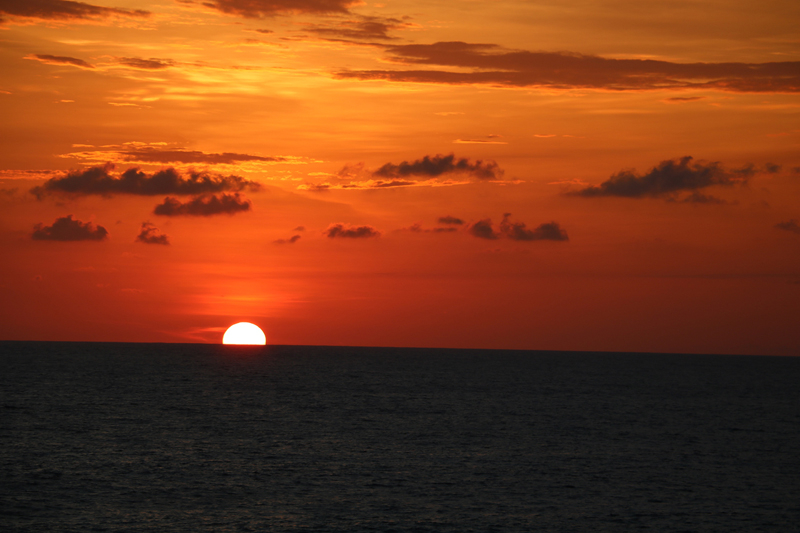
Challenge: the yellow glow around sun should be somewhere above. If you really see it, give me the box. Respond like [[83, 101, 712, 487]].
[[222, 322, 266, 345]]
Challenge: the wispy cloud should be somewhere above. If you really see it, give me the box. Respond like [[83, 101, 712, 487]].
[[25, 54, 94, 69], [336, 41, 800, 93], [200, 0, 357, 18], [1, 0, 149, 24]]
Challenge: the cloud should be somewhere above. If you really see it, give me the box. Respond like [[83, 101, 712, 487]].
[[570, 156, 750, 199], [274, 234, 301, 244], [299, 155, 503, 191], [32, 165, 259, 198], [776, 220, 800, 235], [25, 54, 94, 69], [663, 96, 705, 103], [117, 147, 286, 165], [32, 215, 108, 241], [324, 223, 380, 239], [438, 215, 464, 225], [0, 0, 149, 23], [468, 215, 569, 241], [117, 57, 174, 70], [374, 154, 503, 180], [500, 214, 568, 241], [681, 192, 728, 205], [202, 0, 357, 18], [153, 193, 252, 216], [468, 219, 499, 240], [305, 16, 410, 41], [335, 41, 800, 93], [135, 222, 169, 245]]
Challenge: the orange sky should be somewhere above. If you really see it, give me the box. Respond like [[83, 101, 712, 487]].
[[1, 0, 799, 354]]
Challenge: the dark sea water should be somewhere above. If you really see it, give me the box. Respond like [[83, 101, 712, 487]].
[[1, 342, 798, 532]]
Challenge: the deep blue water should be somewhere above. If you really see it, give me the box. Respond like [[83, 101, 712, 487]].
[[1, 342, 799, 532]]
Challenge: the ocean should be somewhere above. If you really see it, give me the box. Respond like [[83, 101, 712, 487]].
[[1, 342, 798, 532]]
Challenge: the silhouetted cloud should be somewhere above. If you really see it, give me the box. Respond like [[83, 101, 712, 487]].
[[438, 215, 464, 225], [274, 234, 301, 244], [468, 215, 569, 241], [32, 215, 108, 241], [468, 219, 500, 240], [324, 223, 380, 238], [764, 163, 782, 174], [432, 227, 458, 233], [135, 222, 169, 245], [202, 0, 356, 18], [118, 57, 174, 70], [25, 54, 94, 69], [500, 214, 568, 241], [374, 154, 502, 180], [776, 219, 800, 235], [570, 157, 749, 199], [153, 193, 252, 216], [335, 41, 800, 93], [117, 147, 286, 164], [293, 226, 306, 231], [32, 165, 259, 198], [0, 0, 149, 22]]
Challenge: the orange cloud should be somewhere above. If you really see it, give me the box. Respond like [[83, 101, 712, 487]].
[[336, 41, 800, 93], [0, 0, 149, 23]]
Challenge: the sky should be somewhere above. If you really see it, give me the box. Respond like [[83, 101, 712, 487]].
[[0, 0, 799, 355]]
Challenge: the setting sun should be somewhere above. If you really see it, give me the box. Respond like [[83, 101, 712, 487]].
[[222, 322, 266, 345]]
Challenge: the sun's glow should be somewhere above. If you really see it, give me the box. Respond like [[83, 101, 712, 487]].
[[222, 322, 266, 345]]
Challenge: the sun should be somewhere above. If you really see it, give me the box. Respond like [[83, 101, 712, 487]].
[[222, 322, 266, 345]]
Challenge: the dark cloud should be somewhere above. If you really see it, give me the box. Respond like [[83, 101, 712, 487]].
[[571, 156, 749, 199], [438, 215, 464, 225], [468, 219, 500, 240], [135, 222, 169, 245], [274, 234, 301, 244], [664, 96, 705, 103], [0, 0, 149, 22], [468, 215, 569, 241], [293, 226, 305, 231], [32, 215, 108, 241], [324, 223, 380, 239], [374, 154, 503, 180], [500, 214, 569, 241], [153, 193, 252, 216], [202, 0, 356, 18], [776, 220, 800, 235], [32, 165, 259, 198], [335, 41, 800, 93], [681, 192, 728, 205], [764, 163, 782, 174], [431, 227, 458, 233], [26, 54, 94, 69], [307, 16, 407, 41], [254, 28, 273, 34], [118, 57, 174, 70], [117, 147, 286, 164]]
